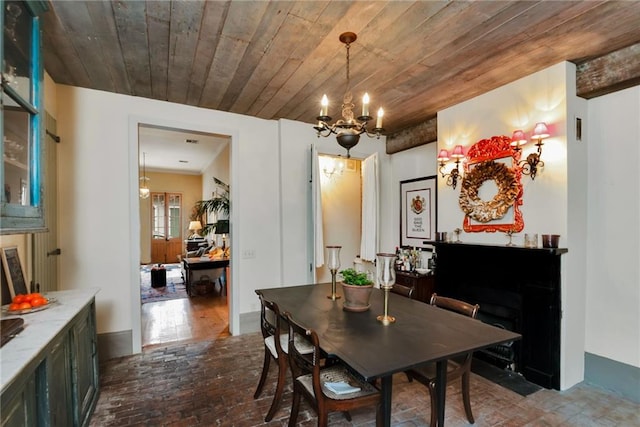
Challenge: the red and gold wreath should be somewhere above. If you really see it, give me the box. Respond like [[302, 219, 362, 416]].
[[458, 160, 519, 223]]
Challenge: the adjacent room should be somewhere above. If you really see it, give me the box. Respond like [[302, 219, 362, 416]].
[[1, 1, 639, 426]]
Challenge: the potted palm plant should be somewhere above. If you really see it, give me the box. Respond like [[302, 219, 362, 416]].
[[340, 268, 374, 312], [192, 178, 229, 237]]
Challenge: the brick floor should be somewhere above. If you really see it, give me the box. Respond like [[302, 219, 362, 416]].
[[89, 333, 639, 426]]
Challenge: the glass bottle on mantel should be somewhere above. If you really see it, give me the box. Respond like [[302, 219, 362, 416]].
[[428, 250, 437, 271]]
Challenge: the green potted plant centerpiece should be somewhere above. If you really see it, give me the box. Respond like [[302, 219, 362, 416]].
[[340, 268, 374, 312]]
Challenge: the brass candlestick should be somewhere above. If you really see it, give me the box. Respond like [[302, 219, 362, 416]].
[[329, 268, 340, 300], [377, 285, 395, 325], [376, 253, 396, 324], [326, 245, 342, 300]]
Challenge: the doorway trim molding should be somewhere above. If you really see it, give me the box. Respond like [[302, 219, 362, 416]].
[[128, 114, 239, 354]]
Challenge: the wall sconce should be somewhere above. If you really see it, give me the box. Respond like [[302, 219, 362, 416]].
[[322, 157, 344, 179], [437, 145, 465, 189], [511, 122, 550, 180]]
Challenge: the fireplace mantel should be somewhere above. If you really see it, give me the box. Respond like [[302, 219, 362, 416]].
[[433, 242, 568, 389]]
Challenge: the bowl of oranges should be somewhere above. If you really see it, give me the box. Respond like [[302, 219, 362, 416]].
[[4, 293, 56, 314]]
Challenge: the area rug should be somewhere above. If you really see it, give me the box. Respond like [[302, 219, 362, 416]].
[[471, 358, 541, 397], [140, 263, 188, 304]]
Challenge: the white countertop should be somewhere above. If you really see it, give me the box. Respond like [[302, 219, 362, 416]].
[[0, 288, 99, 393]]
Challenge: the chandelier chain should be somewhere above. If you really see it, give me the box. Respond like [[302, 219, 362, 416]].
[[345, 42, 351, 91]]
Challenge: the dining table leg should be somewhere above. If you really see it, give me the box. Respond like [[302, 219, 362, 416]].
[[380, 375, 392, 427], [435, 360, 447, 426]]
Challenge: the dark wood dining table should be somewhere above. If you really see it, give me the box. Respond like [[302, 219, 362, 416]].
[[256, 282, 521, 426]]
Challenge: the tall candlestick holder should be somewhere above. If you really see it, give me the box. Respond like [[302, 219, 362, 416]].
[[326, 245, 342, 300], [376, 253, 396, 324]]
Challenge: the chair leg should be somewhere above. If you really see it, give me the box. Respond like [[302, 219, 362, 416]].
[[405, 371, 413, 382], [461, 372, 475, 423], [265, 358, 288, 421], [429, 384, 437, 427], [318, 410, 328, 427], [342, 411, 352, 421], [288, 387, 301, 427], [254, 350, 271, 399]]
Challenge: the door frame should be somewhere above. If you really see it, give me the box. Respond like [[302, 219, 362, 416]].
[[128, 115, 238, 354]]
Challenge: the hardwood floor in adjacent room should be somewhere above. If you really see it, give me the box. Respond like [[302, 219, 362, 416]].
[[141, 294, 229, 348]]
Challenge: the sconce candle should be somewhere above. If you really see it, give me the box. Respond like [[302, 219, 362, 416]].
[[517, 121, 550, 180], [438, 145, 465, 189], [510, 130, 527, 149]]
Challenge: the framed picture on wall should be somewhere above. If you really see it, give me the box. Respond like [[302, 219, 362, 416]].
[[1, 246, 29, 298], [400, 176, 437, 248]]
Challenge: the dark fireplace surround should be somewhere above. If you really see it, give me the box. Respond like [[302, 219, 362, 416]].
[[433, 242, 567, 389]]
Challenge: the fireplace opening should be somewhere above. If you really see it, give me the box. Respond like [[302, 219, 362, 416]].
[[475, 302, 520, 372]]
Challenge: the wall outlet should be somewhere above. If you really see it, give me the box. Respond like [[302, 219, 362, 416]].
[[242, 249, 256, 259]]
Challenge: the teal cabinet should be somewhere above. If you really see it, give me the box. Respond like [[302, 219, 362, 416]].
[[46, 336, 73, 426], [0, 371, 37, 427], [0, 300, 99, 427], [71, 303, 99, 426], [1, 0, 49, 234]]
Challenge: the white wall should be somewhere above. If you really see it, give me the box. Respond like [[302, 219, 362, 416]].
[[438, 63, 569, 244], [586, 87, 640, 368], [390, 143, 439, 246], [56, 85, 280, 345], [436, 62, 585, 389]]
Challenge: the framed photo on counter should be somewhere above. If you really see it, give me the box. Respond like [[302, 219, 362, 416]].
[[1, 246, 29, 298]]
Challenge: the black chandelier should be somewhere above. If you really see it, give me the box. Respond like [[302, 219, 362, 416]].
[[313, 32, 384, 158]]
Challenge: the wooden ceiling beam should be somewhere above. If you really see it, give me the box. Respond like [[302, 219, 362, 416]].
[[386, 116, 437, 154], [576, 42, 640, 99]]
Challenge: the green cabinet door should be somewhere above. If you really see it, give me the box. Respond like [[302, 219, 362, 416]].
[[72, 303, 99, 426], [47, 336, 73, 426], [1, 371, 37, 427]]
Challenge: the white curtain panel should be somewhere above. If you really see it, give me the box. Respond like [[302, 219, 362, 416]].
[[360, 152, 379, 262]]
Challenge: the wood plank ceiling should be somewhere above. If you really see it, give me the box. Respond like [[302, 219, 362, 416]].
[[42, 1, 640, 148]]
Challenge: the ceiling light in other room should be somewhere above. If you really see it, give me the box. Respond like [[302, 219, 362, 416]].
[[139, 152, 150, 199], [313, 32, 384, 158]]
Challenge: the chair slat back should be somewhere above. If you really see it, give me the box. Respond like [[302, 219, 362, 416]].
[[391, 284, 414, 299], [285, 313, 321, 384], [257, 293, 284, 354], [429, 293, 479, 319]]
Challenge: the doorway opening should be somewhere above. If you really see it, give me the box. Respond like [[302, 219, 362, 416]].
[[316, 154, 368, 282], [137, 124, 231, 348]]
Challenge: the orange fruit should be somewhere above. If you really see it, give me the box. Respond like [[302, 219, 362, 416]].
[[18, 302, 32, 310], [8, 303, 21, 311], [25, 292, 42, 302], [12, 294, 26, 304], [30, 297, 47, 307]]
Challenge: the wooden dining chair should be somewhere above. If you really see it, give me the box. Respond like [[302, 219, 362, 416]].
[[406, 293, 480, 427], [285, 312, 381, 427], [390, 283, 415, 299], [254, 293, 313, 422]]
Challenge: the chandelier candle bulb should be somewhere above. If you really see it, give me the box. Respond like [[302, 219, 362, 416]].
[[376, 108, 384, 129], [362, 93, 370, 117], [320, 95, 329, 117]]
